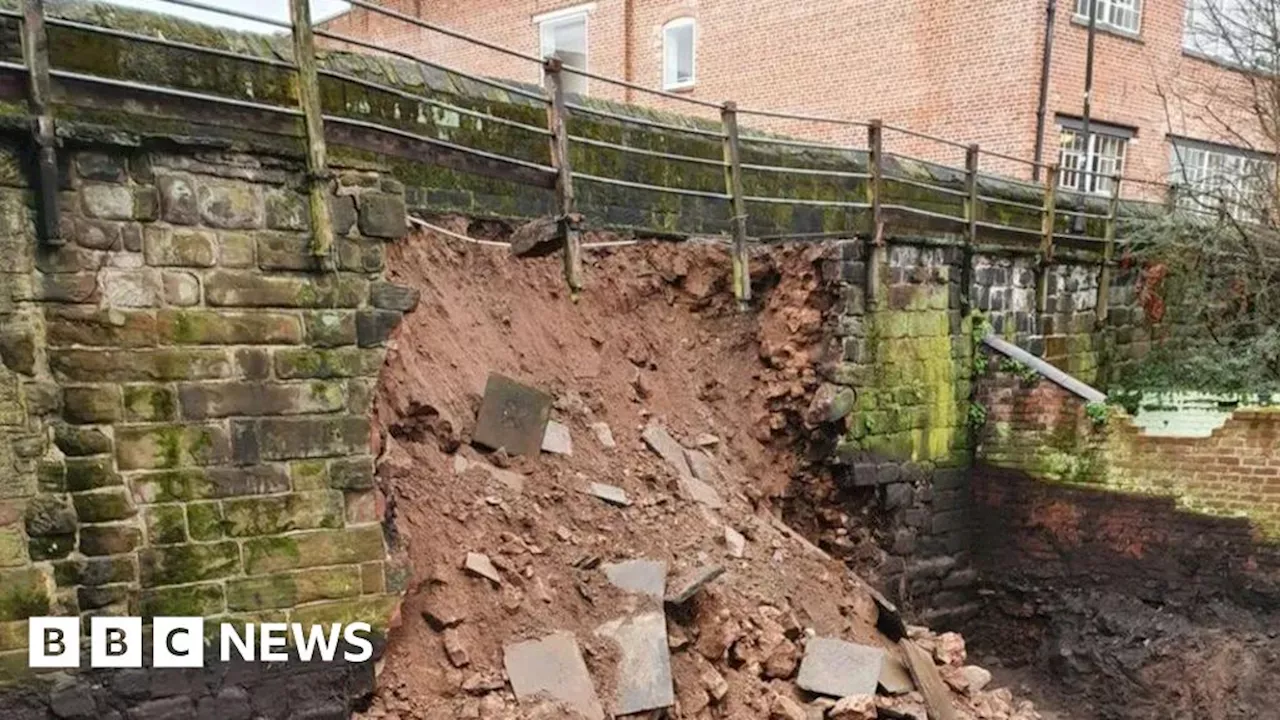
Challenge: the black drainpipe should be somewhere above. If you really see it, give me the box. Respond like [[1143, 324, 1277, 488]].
[[1032, 0, 1058, 182]]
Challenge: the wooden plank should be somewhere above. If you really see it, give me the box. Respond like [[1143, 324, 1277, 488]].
[[1096, 174, 1121, 323], [899, 639, 957, 720], [865, 119, 886, 309], [1036, 163, 1058, 313], [543, 58, 582, 294], [288, 0, 335, 259], [23, 0, 61, 245], [983, 334, 1107, 403], [961, 143, 979, 313], [721, 101, 750, 306]]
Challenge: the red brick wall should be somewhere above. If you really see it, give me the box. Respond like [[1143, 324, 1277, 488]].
[[322, 1, 1265, 193]]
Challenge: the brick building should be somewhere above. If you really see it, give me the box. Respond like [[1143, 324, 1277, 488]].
[[322, 0, 1275, 201]]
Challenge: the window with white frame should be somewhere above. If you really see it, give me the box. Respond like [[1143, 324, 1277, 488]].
[[538, 5, 591, 95], [1074, 0, 1142, 35], [1057, 118, 1132, 196], [1183, 0, 1273, 67], [1169, 138, 1274, 219], [662, 18, 696, 90]]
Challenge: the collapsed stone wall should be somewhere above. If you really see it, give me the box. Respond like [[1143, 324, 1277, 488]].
[[0, 139, 415, 708]]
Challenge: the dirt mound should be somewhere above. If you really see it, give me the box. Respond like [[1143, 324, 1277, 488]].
[[359, 219, 1039, 719]]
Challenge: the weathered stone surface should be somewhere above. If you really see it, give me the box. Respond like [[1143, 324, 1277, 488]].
[[115, 424, 231, 470], [274, 348, 382, 379], [369, 281, 420, 312], [879, 655, 915, 695], [329, 195, 356, 235], [204, 271, 365, 308], [158, 310, 303, 345], [144, 227, 216, 267], [76, 152, 127, 182], [53, 424, 113, 456], [179, 381, 343, 420], [666, 565, 725, 605], [100, 268, 163, 307], [265, 189, 309, 231], [509, 216, 562, 257], [158, 174, 199, 225], [472, 374, 552, 457], [585, 482, 630, 506], [51, 349, 232, 382], [122, 385, 178, 422], [641, 423, 691, 477], [355, 309, 402, 348], [829, 694, 877, 720], [63, 385, 121, 424], [796, 638, 885, 699], [304, 311, 357, 348], [47, 308, 157, 348], [256, 232, 321, 271], [24, 496, 77, 537], [74, 218, 123, 251], [724, 526, 746, 559], [222, 491, 343, 537], [131, 465, 290, 503], [139, 583, 225, 618], [357, 193, 407, 238], [218, 232, 255, 267], [603, 559, 667, 599], [329, 457, 375, 491], [79, 524, 142, 556], [73, 488, 138, 523], [198, 179, 263, 229], [0, 325, 36, 375], [900, 639, 957, 720], [138, 541, 240, 587], [503, 632, 604, 720], [226, 566, 361, 611], [590, 422, 616, 448], [162, 271, 201, 306], [806, 383, 857, 425], [231, 416, 369, 462], [597, 611, 674, 715], [541, 420, 573, 455], [82, 184, 134, 220], [242, 526, 384, 574]]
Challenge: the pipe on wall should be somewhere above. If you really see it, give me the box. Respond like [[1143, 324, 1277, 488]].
[[1033, 0, 1057, 181]]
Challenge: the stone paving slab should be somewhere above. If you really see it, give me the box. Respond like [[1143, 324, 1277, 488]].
[[796, 637, 885, 698], [503, 632, 604, 720]]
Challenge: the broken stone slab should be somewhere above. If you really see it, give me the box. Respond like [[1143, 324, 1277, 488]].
[[724, 526, 746, 559], [900, 639, 957, 720], [641, 423, 692, 478], [463, 552, 502, 584], [878, 654, 915, 695], [453, 455, 525, 494], [589, 421, 616, 449], [596, 611, 674, 715], [678, 475, 724, 509], [960, 665, 992, 693], [684, 448, 720, 484], [585, 482, 630, 507], [508, 216, 564, 258], [693, 433, 720, 447], [473, 374, 552, 457], [665, 564, 725, 605], [795, 637, 885, 698], [503, 632, 604, 720], [805, 383, 856, 426], [541, 420, 573, 455], [603, 559, 667, 600]]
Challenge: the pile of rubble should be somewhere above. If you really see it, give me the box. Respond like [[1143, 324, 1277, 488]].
[[361, 231, 1041, 720]]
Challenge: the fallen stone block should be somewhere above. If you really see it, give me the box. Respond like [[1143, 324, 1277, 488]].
[[508, 216, 563, 258], [724, 526, 746, 558], [589, 422, 616, 449], [795, 637, 884, 698], [541, 419, 573, 455], [585, 482, 630, 507], [597, 611, 674, 715], [603, 559, 667, 600], [665, 564, 725, 605], [503, 632, 604, 720], [473, 374, 552, 457], [641, 423, 692, 477], [878, 654, 915, 695], [463, 552, 502, 584], [678, 475, 724, 509], [900, 639, 957, 720], [805, 383, 856, 426]]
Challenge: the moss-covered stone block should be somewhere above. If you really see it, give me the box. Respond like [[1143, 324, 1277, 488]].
[[50, 349, 233, 382], [329, 457, 374, 491], [0, 569, 49, 621], [157, 309, 303, 346], [115, 423, 231, 470], [222, 492, 344, 537], [225, 566, 361, 611], [139, 583, 225, 618], [53, 424, 113, 457], [143, 505, 187, 545], [304, 311, 357, 348], [289, 594, 399, 631], [265, 189, 308, 231], [122, 385, 178, 422], [186, 502, 224, 541], [232, 416, 370, 462], [203, 271, 366, 308], [131, 465, 290, 503], [177, 380, 345, 420], [53, 555, 137, 587], [72, 488, 138, 523], [138, 541, 240, 588], [63, 385, 122, 424], [289, 460, 329, 491], [65, 457, 123, 492], [242, 526, 385, 575], [273, 348, 382, 379], [79, 524, 142, 557]]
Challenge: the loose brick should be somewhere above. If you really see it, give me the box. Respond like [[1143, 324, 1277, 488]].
[[138, 541, 241, 587], [369, 281, 421, 312], [225, 566, 360, 611], [203, 271, 366, 308], [357, 192, 407, 238], [356, 309, 403, 347], [157, 310, 303, 345], [242, 526, 385, 574], [115, 423, 231, 470]]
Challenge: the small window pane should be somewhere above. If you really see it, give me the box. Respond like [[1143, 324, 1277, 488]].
[[1170, 140, 1275, 220], [663, 20, 695, 89], [1058, 126, 1128, 195], [1075, 0, 1141, 34]]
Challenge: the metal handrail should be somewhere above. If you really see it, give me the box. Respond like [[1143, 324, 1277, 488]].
[[569, 134, 726, 166], [738, 134, 861, 152], [735, 106, 870, 128], [884, 175, 970, 198]]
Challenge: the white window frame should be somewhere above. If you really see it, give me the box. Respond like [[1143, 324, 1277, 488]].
[[536, 3, 594, 95], [1057, 120, 1131, 196], [1074, 0, 1142, 35], [1183, 0, 1272, 68], [662, 17, 697, 91], [1169, 138, 1275, 220]]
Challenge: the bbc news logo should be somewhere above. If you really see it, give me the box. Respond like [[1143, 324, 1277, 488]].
[[29, 618, 375, 668]]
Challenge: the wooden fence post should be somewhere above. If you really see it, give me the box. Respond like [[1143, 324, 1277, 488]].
[[23, 0, 60, 245], [288, 0, 335, 259], [1095, 174, 1121, 324], [544, 58, 583, 295], [865, 119, 885, 309], [1036, 164, 1058, 314], [962, 143, 979, 314], [721, 101, 749, 307]]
